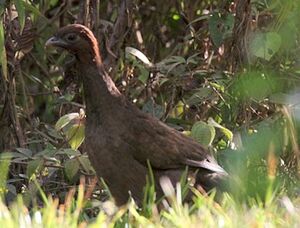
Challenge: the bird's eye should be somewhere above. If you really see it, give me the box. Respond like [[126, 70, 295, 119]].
[[65, 33, 78, 42]]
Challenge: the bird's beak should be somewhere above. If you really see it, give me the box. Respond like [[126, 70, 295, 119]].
[[45, 36, 67, 48]]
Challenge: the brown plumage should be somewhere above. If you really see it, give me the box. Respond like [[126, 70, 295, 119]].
[[46, 24, 228, 206]]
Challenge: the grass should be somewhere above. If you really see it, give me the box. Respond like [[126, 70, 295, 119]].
[[0, 178, 299, 228]]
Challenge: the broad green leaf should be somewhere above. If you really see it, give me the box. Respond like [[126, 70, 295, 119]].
[[55, 113, 79, 131], [208, 117, 233, 141], [64, 159, 80, 181], [250, 32, 282, 61], [0, 21, 7, 81], [191, 121, 216, 147], [65, 124, 85, 150]]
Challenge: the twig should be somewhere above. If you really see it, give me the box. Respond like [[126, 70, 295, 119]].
[[103, 0, 133, 72]]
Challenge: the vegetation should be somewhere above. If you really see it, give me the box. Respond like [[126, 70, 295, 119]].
[[0, 0, 300, 227]]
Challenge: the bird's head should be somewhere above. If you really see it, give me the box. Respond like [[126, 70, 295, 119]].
[[46, 24, 101, 63]]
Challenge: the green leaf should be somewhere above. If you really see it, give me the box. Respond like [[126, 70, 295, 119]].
[[55, 113, 79, 131], [0, 21, 7, 81], [0, 156, 11, 197], [142, 100, 165, 119], [250, 32, 282, 61], [208, 117, 233, 141], [209, 13, 234, 47], [16, 148, 33, 157], [186, 88, 212, 106], [64, 159, 80, 181], [27, 159, 43, 178], [0, 152, 26, 160], [191, 121, 216, 147], [137, 65, 149, 84], [65, 124, 85, 150], [172, 14, 180, 21], [78, 156, 95, 174], [56, 149, 81, 156]]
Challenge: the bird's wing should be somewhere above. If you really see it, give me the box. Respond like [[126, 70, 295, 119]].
[[126, 109, 226, 174]]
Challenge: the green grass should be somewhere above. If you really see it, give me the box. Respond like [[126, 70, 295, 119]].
[[0, 180, 299, 228]]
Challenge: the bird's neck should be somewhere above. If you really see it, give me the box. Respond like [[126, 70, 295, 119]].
[[78, 60, 122, 121]]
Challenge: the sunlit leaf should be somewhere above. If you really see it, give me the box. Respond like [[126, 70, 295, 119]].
[[0, 155, 11, 196], [172, 14, 180, 21], [191, 121, 216, 146], [208, 117, 233, 141], [125, 47, 152, 66], [55, 113, 79, 131], [65, 124, 85, 150]]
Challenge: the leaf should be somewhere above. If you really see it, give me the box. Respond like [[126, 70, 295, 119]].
[[125, 47, 152, 66], [0, 152, 26, 160], [142, 100, 165, 119], [186, 53, 200, 65], [78, 156, 95, 174], [0, 21, 7, 81], [191, 121, 216, 147], [250, 32, 282, 61], [186, 88, 212, 106], [64, 159, 80, 181], [0, 157, 11, 195], [65, 124, 85, 150], [16, 148, 33, 157], [173, 101, 184, 117], [55, 113, 79, 131], [208, 117, 233, 141], [56, 149, 81, 156], [209, 13, 234, 47], [27, 159, 43, 178], [137, 65, 149, 84]]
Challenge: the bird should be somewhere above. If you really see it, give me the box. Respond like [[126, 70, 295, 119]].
[[46, 24, 228, 206]]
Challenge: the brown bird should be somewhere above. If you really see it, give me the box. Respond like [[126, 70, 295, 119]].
[[46, 24, 228, 206]]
